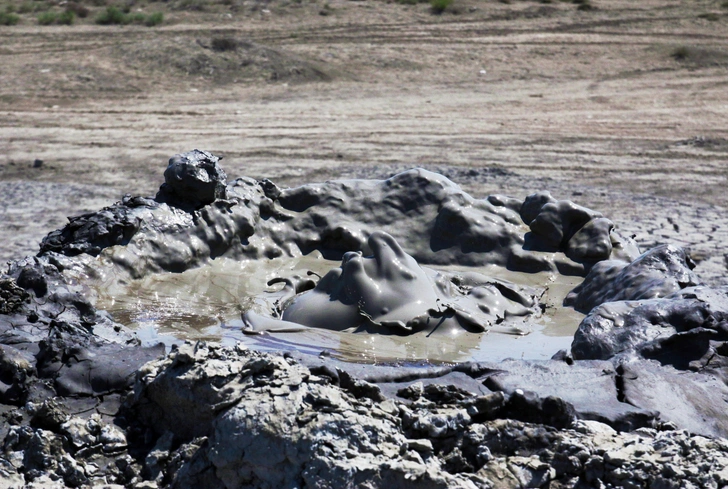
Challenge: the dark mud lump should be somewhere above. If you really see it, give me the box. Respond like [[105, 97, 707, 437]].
[[158, 149, 228, 208]]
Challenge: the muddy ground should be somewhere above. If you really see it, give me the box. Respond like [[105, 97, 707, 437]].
[[1, 0, 727, 282]]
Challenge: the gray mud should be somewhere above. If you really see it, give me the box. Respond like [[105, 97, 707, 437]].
[[2, 151, 728, 487]]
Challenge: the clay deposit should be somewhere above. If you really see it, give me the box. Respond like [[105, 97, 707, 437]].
[[2, 150, 728, 488]]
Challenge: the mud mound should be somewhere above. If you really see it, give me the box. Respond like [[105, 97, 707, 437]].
[[118, 35, 339, 84], [3, 151, 728, 487]]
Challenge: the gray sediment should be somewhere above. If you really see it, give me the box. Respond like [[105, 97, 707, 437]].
[[1, 150, 727, 488]]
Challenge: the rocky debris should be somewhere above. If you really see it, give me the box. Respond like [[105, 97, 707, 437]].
[[121, 343, 728, 489], [0, 277, 28, 315], [2, 406, 140, 487]]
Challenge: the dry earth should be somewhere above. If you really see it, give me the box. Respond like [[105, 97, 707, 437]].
[[1, 0, 727, 283]]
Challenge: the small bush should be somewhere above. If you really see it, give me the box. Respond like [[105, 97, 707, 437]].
[[0, 12, 20, 25], [211, 37, 238, 51], [58, 10, 75, 25], [722, 1, 728, 9], [430, 0, 453, 14], [144, 12, 164, 26], [129, 12, 146, 23], [66, 2, 90, 18], [4, 4, 16, 13], [699, 13, 720, 21], [96, 6, 127, 24], [672, 46, 690, 61], [37, 11, 58, 25]]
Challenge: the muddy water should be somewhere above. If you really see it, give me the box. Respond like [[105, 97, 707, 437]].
[[88, 254, 584, 364]]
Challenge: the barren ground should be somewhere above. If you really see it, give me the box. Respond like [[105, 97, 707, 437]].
[[1, 0, 727, 282]]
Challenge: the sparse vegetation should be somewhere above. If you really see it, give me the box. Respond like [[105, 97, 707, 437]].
[[95, 6, 163, 26], [144, 11, 164, 26], [572, 0, 594, 10], [430, 0, 453, 14], [396, 0, 428, 5], [211, 37, 238, 52], [59, 10, 75, 25], [0, 11, 19, 25], [699, 13, 720, 21], [37, 11, 58, 25], [19, 2, 47, 14], [95, 6, 126, 24], [672, 46, 690, 61]]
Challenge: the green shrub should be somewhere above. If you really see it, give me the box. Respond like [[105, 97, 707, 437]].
[[430, 0, 453, 14], [0, 12, 20, 25], [129, 12, 147, 23], [58, 10, 75, 25], [37, 11, 58, 25], [96, 6, 127, 24], [144, 12, 163, 26]]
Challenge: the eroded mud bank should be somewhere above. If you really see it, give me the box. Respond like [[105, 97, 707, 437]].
[[1, 150, 728, 488]]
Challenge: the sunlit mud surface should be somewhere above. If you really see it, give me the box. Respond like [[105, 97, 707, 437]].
[[85, 253, 584, 363]]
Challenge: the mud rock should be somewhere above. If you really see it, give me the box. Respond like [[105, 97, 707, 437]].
[[619, 360, 728, 439], [36, 159, 632, 280], [484, 359, 656, 431], [527, 198, 602, 250], [0, 344, 36, 405], [571, 286, 728, 364], [37, 337, 165, 397], [0, 277, 28, 315], [39, 196, 156, 257], [16, 265, 48, 298], [565, 244, 699, 313], [565, 217, 614, 262], [157, 150, 228, 209]]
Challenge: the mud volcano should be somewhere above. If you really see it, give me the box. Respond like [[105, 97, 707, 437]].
[[2, 150, 728, 488]]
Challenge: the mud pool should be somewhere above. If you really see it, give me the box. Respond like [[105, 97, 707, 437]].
[[80, 253, 584, 363]]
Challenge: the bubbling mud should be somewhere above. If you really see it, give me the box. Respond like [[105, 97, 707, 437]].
[[80, 242, 584, 363], [243, 231, 542, 335]]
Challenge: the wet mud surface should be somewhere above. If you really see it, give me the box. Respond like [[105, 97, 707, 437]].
[[2, 151, 728, 487]]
